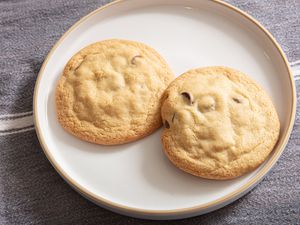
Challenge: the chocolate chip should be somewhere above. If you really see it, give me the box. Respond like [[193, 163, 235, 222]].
[[181, 92, 194, 105], [233, 98, 242, 103], [164, 120, 170, 129], [171, 113, 176, 123], [131, 55, 142, 65]]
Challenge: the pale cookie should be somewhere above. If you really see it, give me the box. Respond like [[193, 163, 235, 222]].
[[161, 67, 280, 180], [56, 39, 174, 145]]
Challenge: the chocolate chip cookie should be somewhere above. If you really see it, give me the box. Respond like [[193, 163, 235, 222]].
[[161, 67, 280, 179], [56, 39, 174, 145]]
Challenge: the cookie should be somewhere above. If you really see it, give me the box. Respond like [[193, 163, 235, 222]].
[[161, 67, 280, 180], [56, 39, 174, 145]]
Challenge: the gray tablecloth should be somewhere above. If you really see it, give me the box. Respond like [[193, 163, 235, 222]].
[[0, 0, 299, 224]]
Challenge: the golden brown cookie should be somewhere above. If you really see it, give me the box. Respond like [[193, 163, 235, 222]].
[[161, 67, 280, 180], [56, 39, 174, 145]]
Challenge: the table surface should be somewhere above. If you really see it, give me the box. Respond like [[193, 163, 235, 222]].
[[0, 0, 299, 224]]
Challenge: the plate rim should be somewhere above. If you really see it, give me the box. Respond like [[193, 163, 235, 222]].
[[33, 0, 296, 218]]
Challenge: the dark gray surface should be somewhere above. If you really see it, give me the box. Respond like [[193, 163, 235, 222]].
[[0, 0, 299, 224]]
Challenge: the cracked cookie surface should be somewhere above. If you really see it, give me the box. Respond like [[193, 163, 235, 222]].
[[161, 67, 280, 179], [56, 39, 174, 145]]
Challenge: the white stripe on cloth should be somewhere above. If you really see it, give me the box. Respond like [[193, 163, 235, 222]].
[[0, 111, 33, 119], [0, 60, 299, 136], [0, 115, 34, 132], [291, 64, 300, 76], [0, 126, 35, 137], [290, 59, 300, 66]]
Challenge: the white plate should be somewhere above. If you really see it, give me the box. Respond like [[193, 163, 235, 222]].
[[34, 0, 296, 220]]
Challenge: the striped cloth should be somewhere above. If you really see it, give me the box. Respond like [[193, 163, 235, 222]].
[[0, 0, 299, 224]]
